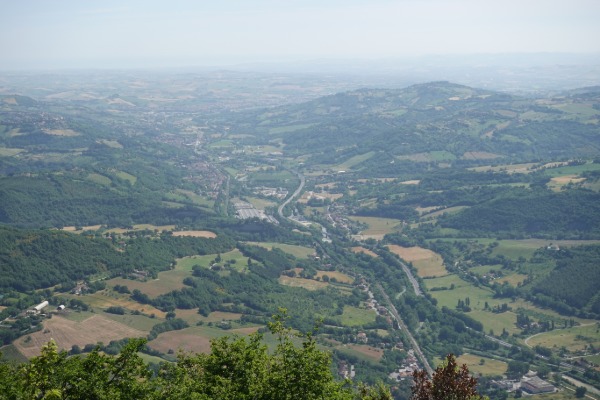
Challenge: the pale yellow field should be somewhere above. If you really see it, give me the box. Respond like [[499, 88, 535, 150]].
[[315, 270, 354, 284], [452, 353, 507, 376], [70, 291, 167, 318], [43, 129, 80, 136], [387, 245, 447, 277], [14, 314, 145, 358], [349, 216, 404, 236], [171, 230, 217, 238], [61, 225, 103, 232], [350, 246, 378, 257]]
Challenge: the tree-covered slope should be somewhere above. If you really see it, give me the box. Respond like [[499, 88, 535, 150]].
[[223, 82, 600, 164], [439, 189, 600, 238]]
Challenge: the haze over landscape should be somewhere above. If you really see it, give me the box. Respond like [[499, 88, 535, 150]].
[[2, 0, 600, 69], [1, 1, 600, 400]]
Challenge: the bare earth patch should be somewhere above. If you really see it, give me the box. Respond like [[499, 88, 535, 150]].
[[172, 230, 217, 238], [14, 314, 145, 358]]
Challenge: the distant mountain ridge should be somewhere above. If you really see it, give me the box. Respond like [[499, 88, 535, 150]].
[[227, 81, 600, 164]]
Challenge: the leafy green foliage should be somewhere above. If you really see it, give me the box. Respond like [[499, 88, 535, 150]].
[[0, 225, 234, 291], [411, 354, 486, 400], [0, 312, 394, 399], [532, 245, 600, 310], [441, 189, 600, 238]]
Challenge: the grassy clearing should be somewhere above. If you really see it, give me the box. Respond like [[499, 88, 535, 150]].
[[470, 310, 519, 335], [0, 147, 24, 156], [101, 311, 159, 332], [337, 344, 384, 362], [526, 324, 600, 352], [424, 275, 523, 334], [340, 306, 377, 327], [43, 129, 80, 136], [349, 216, 403, 236], [245, 196, 276, 210], [148, 325, 225, 355], [68, 291, 167, 318], [176, 309, 242, 325], [115, 170, 137, 184], [174, 189, 214, 208], [462, 151, 502, 160], [420, 206, 468, 220], [268, 123, 315, 134], [543, 162, 600, 177], [436, 353, 507, 376], [315, 270, 354, 284], [108, 269, 189, 298], [245, 242, 314, 258], [0, 344, 28, 363], [176, 249, 249, 273], [171, 230, 217, 238], [350, 246, 378, 257], [278, 276, 329, 291], [387, 245, 447, 277], [333, 151, 375, 170], [87, 173, 112, 186], [398, 151, 456, 162]]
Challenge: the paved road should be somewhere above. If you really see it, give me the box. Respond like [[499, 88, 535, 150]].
[[397, 259, 422, 296], [277, 171, 305, 221], [376, 283, 434, 376]]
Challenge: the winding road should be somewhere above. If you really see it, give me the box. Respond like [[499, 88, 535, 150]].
[[277, 171, 305, 222]]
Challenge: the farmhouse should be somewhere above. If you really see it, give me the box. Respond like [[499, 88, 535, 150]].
[[27, 300, 48, 315]]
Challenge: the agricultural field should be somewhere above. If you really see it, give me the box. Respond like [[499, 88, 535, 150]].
[[115, 170, 136, 184], [0, 344, 28, 363], [67, 291, 167, 318], [332, 151, 375, 171], [148, 325, 226, 355], [175, 309, 242, 325], [525, 323, 600, 353], [108, 269, 189, 298], [349, 216, 404, 238], [0, 147, 24, 156], [176, 249, 249, 271], [13, 314, 145, 358], [278, 276, 329, 291], [171, 230, 217, 238], [101, 311, 160, 331], [335, 343, 384, 363], [424, 274, 524, 334], [245, 196, 276, 210], [350, 246, 378, 257], [315, 270, 354, 284], [548, 175, 587, 191], [419, 206, 468, 220], [340, 306, 377, 327], [387, 245, 447, 277], [245, 242, 314, 258], [438, 353, 507, 376]]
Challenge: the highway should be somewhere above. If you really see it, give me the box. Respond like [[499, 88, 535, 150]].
[[277, 171, 305, 222], [376, 283, 434, 376]]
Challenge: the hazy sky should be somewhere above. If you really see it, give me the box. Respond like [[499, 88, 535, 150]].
[[2, 0, 600, 70]]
